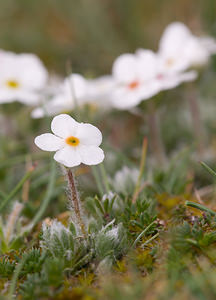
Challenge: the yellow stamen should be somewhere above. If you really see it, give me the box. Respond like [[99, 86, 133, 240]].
[[65, 136, 80, 146], [6, 80, 19, 89], [166, 58, 174, 67]]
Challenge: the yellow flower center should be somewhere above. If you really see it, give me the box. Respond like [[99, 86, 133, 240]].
[[6, 80, 20, 89], [65, 136, 80, 146]]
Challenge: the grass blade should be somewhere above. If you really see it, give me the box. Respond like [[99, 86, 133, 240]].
[[0, 166, 35, 213]]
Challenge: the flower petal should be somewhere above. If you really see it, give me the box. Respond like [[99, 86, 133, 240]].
[[0, 89, 39, 105], [34, 133, 64, 151], [110, 82, 160, 110], [159, 22, 191, 55], [54, 146, 81, 167], [200, 37, 216, 54], [136, 49, 158, 80], [185, 37, 209, 66], [158, 71, 197, 90], [76, 123, 102, 146], [79, 145, 104, 165], [86, 75, 115, 107], [51, 114, 79, 138], [17, 53, 48, 89], [112, 54, 138, 83], [158, 22, 192, 72], [63, 73, 87, 100], [110, 87, 142, 109]]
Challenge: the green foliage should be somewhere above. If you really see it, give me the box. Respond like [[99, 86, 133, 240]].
[[21, 248, 46, 276], [94, 222, 128, 261], [151, 151, 192, 195], [20, 258, 64, 300], [0, 257, 15, 278]]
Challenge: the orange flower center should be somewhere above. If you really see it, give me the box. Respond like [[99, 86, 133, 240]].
[[128, 80, 139, 90], [6, 80, 19, 89], [65, 136, 80, 146]]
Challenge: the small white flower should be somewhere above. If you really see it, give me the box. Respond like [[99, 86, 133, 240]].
[[137, 48, 197, 91], [0, 50, 48, 105], [32, 74, 114, 118], [158, 22, 216, 70], [85, 75, 115, 109], [110, 51, 161, 109], [34, 114, 104, 167], [31, 73, 87, 118], [110, 50, 196, 110]]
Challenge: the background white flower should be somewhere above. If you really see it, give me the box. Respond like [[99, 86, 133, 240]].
[[34, 114, 104, 167], [158, 22, 216, 70], [110, 50, 197, 110], [137, 48, 197, 91], [110, 51, 161, 109], [85, 75, 115, 109], [0, 50, 48, 105], [32, 74, 114, 118], [31, 73, 88, 118]]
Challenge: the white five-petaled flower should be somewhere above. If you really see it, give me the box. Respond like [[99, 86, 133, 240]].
[[110, 50, 197, 110], [158, 22, 216, 70], [110, 52, 161, 109], [85, 75, 115, 109], [0, 50, 48, 105], [34, 114, 104, 167], [31, 74, 87, 118], [31, 74, 114, 118]]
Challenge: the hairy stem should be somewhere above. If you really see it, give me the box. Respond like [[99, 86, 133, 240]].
[[66, 168, 86, 236]]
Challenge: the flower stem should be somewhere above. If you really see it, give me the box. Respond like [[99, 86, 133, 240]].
[[147, 102, 166, 165], [188, 85, 205, 156], [66, 168, 87, 237], [132, 137, 148, 203]]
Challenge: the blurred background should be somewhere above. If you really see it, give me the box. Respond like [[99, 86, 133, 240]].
[[1, 0, 216, 197], [0, 0, 216, 75]]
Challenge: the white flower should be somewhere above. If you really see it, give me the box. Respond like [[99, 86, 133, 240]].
[[34, 114, 104, 167], [31, 73, 87, 118], [85, 75, 115, 109], [137, 49, 197, 91], [32, 74, 114, 118], [158, 22, 216, 70], [110, 51, 161, 109], [110, 50, 196, 110], [0, 50, 48, 105]]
